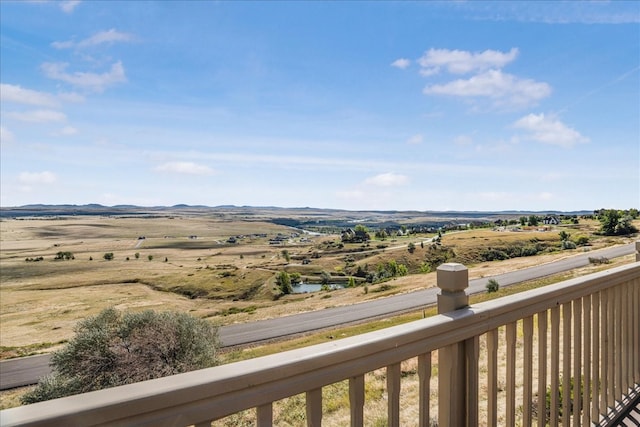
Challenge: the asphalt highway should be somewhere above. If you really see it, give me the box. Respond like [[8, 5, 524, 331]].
[[1, 243, 634, 390]]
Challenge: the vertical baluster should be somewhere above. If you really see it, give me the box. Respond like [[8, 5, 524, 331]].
[[607, 288, 615, 409], [635, 278, 640, 381], [466, 336, 479, 426], [591, 291, 600, 423], [257, 403, 273, 427], [624, 281, 640, 387], [523, 316, 533, 426], [350, 375, 365, 427], [418, 352, 431, 427], [551, 306, 560, 426], [623, 283, 630, 394], [582, 294, 591, 427], [306, 388, 322, 427], [615, 286, 623, 401], [387, 363, 401, 427], [573, 298, 582, 426], [562, 302, 571, 427], [601, 289, 609, 415], [538, 310, 548, 427], [506, 322, 517, 427], [487, 328, 499, 427]]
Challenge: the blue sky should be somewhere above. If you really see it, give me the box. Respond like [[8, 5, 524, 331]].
[[1, 1, 638, 211]]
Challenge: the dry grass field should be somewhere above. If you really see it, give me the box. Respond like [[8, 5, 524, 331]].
[[1, 212, 638, 414], [0, 214, 635, 358]]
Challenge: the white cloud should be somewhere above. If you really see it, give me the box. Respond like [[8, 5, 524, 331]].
[[407, 134, 423, 145], [155, 161, 214, 175], [9, 109, 67, 122], [54, 126, 78, 136], [41, 61, 127, 92], [52, 29, 134, 50], [391, 58, 411, 69], [60, 0, 81, 13], [19, 171, 57, 185], [513, 113, 588, 148], [454, 135, 473, 146], [364, 172, 409, 187], [57, 92, 85, 103], [423, 69, 551, 107], [0, 83, 59, 107], [1, 126, 15, 144], [418, 48, 519, 75]]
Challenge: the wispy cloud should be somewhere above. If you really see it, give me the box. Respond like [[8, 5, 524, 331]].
[[19, 171, 57, 185], [453, 1, 640, 24], [154, 161, 215, 175], [52, 29, 134, 50], [0, 83, 59, 107], [364, 172, 410, 187], [406, 134, 423, 145], [53, 126, 78, 136], [391, 58, 411, 69], [418, 48, 518, 75], [1, 126, 15, 144], [513, 113, 588, 148], [423, 69, 551, 108], [60, 1, 81, 13], [41, 61, 127, 92], [9, 109, 67, 123]]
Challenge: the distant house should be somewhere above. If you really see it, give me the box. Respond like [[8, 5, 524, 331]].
[[543, 216, 560, 225]]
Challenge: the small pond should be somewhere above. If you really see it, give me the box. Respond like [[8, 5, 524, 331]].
[[291, 283, 344, 293]]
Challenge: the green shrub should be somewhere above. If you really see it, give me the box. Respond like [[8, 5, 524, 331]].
[[22, 308, 219, 404], [486, 279, 500, 293]]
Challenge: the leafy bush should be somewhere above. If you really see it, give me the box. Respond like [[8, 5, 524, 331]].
[[22, 308, 219, 404], [486, 279, 500, 293], [574, 235, 590, 246], [103, 252, 114, 261], [482, 248, 510, 261], [561, 240, 577, 250], [54, 251, 74, 260], [275, 271, 292, 294]]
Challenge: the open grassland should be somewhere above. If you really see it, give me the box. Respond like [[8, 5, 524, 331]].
[[1, 214, 636, 357], [0, 210, 637, 412]]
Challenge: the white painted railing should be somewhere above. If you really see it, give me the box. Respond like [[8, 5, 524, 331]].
[[2, 251, 639, 426]]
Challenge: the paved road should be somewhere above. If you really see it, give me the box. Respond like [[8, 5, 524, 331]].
[[220, 243, 634, 346], [1, 243, 634, 390], [0, 354, 52, 390]]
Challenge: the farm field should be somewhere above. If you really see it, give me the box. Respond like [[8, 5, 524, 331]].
[[1, 209, 636, 357]]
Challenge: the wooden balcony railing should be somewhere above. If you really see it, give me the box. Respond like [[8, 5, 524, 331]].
[[2, 243, 639, 426]]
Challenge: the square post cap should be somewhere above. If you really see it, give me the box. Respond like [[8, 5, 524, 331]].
[[437, 263, 469, 293]]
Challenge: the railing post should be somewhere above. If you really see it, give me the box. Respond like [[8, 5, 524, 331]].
[[635, 241, 640, 262], [437, 263, 470, 427]]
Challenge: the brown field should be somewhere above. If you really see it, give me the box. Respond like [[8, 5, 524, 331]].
[[1, 214, 636, 357]]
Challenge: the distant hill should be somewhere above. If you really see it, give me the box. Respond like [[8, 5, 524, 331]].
[[0, 204, 593, 220]]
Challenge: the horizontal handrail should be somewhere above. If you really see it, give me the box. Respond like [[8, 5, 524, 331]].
[[2, 262, 639, 426]]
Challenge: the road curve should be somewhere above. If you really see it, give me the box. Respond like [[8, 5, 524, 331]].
[[1, 243, 634, 390], [220, 243, 634, 346]]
